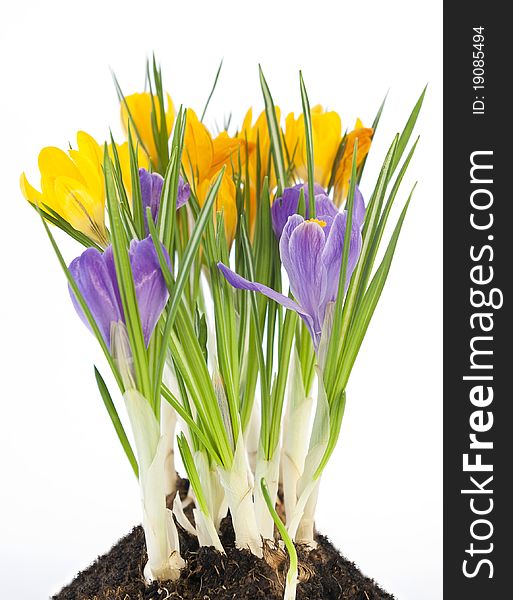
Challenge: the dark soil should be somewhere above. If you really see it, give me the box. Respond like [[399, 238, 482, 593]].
[[53, 480, 394, 600]]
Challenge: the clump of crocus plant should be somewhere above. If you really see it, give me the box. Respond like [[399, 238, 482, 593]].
[[21, 56, 424, 600]]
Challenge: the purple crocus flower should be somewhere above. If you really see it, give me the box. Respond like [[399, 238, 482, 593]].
[[69, 236, 170, 350], [219, 187, 366, 349], [139, 168, 190, 235], [271, 183, 344, 239]]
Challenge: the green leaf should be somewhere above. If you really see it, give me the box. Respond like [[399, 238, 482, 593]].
[[299, 71, 316, 219], [103, 147, 152, 404], [335, 189, 414, 393], [127, 127, 145, 238], [201, 59, 223, 122], [177, 434, 210, 516], [259, 65, 286, 193], [356, 138, 419, 300], [313, 390, 346, 478], [390, 86, 426, 175], [260, 477, 298, 592], [32, 203, 101, 249], [94, 367, 138, 478], [356, 91, 388, 184], [324, 140, 359, 391], [154, 168, 225, 418], [37, 209, 123, 392], [161, 384, 221, 464]]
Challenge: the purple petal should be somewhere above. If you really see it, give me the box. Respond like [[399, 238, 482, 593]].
[[351, 185, 366, 228], [271, 183, 337, 239], [315, 194, 338, 222], [281, 219, 327, 341], [129, 236, 170, 346], [217, 262, 316, 336], [177, 176, 190, 209], [68, 248, 124, 349], [271, 186, 301, 238], [322, 212, 363, 303], [139, 168, 164, 235]]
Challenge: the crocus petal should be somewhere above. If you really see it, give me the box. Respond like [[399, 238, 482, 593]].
[[271, 183, 337, 239], [68, 247, 124, 348], [176, 177, 190, 209], [315, 193, 339, 222], [217, 262, 315, 337], [139, 168, 164, 234], [352, 185, 366, 228], [282, 219, 327, 340], [129, 237, 170, 346], [321, 212, 363, 304], [139, 169, 189, 234]]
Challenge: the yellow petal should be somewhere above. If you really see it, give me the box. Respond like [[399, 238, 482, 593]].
[[333, 126, 373, 205], [121, 92, 175, 168], [311, 109, 341, 187], [197, 173, 237, 246], [38, 146, 81, 183], [53, 176, 107, 244], [183, 108, 214, 186], [20, 173, 43, 205], [209, 132, 245, 179], [110, 142, 150, 198]]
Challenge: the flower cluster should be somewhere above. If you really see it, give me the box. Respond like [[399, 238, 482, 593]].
[[21, 58, 422, 599]]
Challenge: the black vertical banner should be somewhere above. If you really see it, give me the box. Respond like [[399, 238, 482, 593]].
[[444, 3, 512, 598]]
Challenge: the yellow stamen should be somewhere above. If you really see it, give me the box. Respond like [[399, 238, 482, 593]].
[[307, 218, 327, 228]]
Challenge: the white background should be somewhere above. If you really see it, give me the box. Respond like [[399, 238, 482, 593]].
[[0, 1, 442, 598]]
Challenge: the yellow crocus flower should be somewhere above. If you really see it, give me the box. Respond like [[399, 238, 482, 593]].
[[183, 109, 243, 244], [21, 131, 108, 246], [20, 132, 149, 246], [120, 92, 175, 169]]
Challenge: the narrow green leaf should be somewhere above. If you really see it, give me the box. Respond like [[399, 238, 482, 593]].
[[299, 71, 316, 218], [201, 59, 223, 122], [259, 65, 286, 193], [356, 91, 388, 184], [103, 148, 152, 403], [37, 210, 123, 392], [324, 140, 358, 390], [177, 434, 210, 515], [154, 168, 225, 412], [94, 367, 138, 478], [334, 190, 414, 394], [260, 478, 298, 589], [390, 86, 426, 175]]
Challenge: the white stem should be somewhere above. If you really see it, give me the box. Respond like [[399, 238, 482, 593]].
[[287, 369, 330, 547], [113, 324, 184, 581], [244, 402, 261, 476], [254, 448, 281, 540], [281, 349, 313, 526], [218, 437, 262, 557], [194, 508, 225, 552], [282, 397, 313, 526], [124, 389, 184, 582], [295, 478, 321, 548], [194, 450, 227, 530], [161, 398, 177, 497]]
